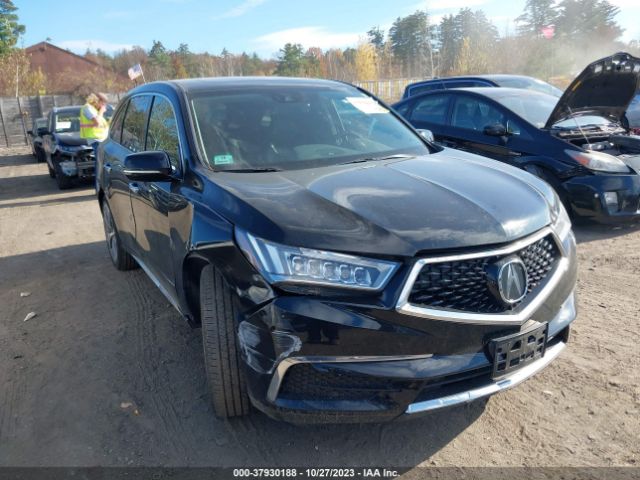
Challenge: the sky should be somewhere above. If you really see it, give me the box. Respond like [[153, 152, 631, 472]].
[[14, 0, 640, 58]]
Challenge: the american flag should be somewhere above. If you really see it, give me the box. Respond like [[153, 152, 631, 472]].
[[128, 64, 144, 80]]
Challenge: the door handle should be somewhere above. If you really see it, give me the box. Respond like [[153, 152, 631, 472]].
[[128, 182, 140, 194], [103, 163, 112, 173]]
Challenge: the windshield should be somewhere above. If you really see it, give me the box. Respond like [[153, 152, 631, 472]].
[[492, 77, 563, 97], [553, 115, 617, 129], [190, 86, 430, 171], [54, 110, 80, 133], [491, 93, 558, 128]]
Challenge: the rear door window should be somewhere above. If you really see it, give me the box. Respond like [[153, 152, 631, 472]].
[[409, 95, 450, 125], [409, 83, 441, 96], [121, 95, 152, 153], [446, 80, 491, 89]]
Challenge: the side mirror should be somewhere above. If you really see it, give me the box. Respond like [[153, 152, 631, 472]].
[[417, 129, 435, 142], [27, 130, 33, 136], [124, 151, 173, 181], [483, 124, 508, 137]]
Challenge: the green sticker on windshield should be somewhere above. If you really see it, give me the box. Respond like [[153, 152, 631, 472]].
[[213, 154, 234, 165]]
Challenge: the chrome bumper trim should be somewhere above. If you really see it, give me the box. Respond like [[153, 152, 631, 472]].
[[405, 340, 566, 414], [266, 353, 433, 404], [395, 226, 570, 325]]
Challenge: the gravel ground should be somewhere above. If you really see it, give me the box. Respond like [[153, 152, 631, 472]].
[[0, 147, 638, 468]]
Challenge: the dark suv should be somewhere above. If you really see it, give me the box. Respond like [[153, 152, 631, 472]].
[[402, 75, 563, 100], [42, 106, 95, 189], [96, 77, 577, 423]]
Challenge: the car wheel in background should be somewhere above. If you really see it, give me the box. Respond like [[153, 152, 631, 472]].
[[35, 147, 45, 163], [525, 164, 574, 217], [200, 264, 251, 419], [54, 162, 73, 190], [101, 200, 138, 271]]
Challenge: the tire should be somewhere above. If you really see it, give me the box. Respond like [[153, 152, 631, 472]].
[[54, 162, 73, 190], [200, 264, 250, 418], [101, 200, 138, 271], [36, 147, 45, 163], [525, 164, 573, 216]]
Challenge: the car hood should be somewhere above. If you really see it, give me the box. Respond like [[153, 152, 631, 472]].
[[54, 132, 88, 146], [545, 52, 640, 128], [205, 150, 555, 258]]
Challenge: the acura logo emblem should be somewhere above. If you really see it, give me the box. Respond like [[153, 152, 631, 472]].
[[486, 256, 529, 306]]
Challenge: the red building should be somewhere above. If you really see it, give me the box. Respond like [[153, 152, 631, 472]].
[[25, 41, 128, 94]]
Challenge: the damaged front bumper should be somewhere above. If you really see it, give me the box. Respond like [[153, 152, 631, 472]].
[[56, 151, 95, 179], [561, 172, 640, 221]]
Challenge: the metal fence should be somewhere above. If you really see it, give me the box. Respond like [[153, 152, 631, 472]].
[[0, 93, 123, 148], [352, 78, 422, 103]]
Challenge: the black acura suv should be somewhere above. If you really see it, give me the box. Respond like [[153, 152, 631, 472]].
[[96, 77, 577, 423]]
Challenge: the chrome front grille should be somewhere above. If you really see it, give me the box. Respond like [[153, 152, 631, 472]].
[[408, 235, 558, 314], [396, 227, 567, 324]]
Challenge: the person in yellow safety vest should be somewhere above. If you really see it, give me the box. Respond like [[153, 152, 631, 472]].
[[80, 92, 109, 158], [80, 93, 109, 190]]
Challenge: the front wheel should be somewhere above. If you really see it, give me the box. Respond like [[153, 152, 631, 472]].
[[54, 162, 73, 190], [200, 265, 251, 418], [101, 200, 137, 271]]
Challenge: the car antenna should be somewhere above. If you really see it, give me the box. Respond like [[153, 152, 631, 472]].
[[568, 106, 591, 147]]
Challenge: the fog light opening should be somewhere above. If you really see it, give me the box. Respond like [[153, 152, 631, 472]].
[[603, 191, 619, 212]]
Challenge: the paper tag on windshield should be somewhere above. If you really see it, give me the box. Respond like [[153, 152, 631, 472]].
[[213, 154, 234, 165], [346, 97, 388, 114], [56, 121, 72, 130]]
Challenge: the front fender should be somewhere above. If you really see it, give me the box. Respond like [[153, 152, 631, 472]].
[[176, 201, 275, 323]]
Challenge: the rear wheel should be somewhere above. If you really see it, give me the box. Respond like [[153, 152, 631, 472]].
[[101, 200, 137, 271], [200, 265, 251, 418]]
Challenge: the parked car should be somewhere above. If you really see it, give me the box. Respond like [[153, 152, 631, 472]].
[[627, 93, 640, 129], [42, 106, 95, 190], [393, 52, 640, 222], [96, 77, 577, 423], [27, 117, 48, 162], [402, 74, 563, 100]]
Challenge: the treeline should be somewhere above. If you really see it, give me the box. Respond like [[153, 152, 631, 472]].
[[1, 0, 640, 96], [82, 0, 640, 88]]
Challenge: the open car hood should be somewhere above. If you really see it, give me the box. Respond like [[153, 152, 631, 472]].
[[545, 52, 640, 129]]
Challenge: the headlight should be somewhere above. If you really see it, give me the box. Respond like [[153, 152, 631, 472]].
[[549, 191, 571, 240], [565, 149, 630, 173], [235, 228, 399, 291]]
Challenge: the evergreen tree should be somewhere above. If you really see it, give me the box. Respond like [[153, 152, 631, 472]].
[[0, 0, 25, 56], [516, 0, 558, 36], [275, 43, 305, 76]]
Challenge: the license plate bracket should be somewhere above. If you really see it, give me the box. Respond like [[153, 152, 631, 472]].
[[489, 322, 548, 379]]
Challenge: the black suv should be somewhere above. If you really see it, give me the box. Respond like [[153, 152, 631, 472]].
[[96, 77, 577, 423]]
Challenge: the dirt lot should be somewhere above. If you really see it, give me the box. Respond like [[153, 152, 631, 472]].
[[0, 147, 638, 468]]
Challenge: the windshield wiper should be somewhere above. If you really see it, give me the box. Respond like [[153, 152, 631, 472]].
[[221, 167, 283, 173], [340, 154, 415, 166]]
